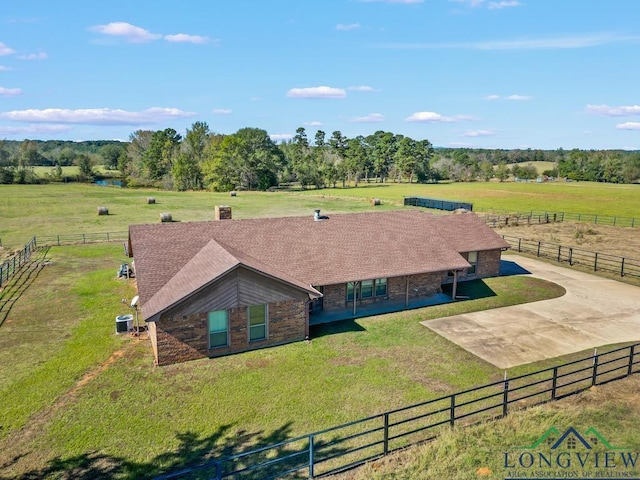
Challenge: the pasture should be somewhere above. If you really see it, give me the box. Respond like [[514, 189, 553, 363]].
[[1, 180, 639, 249], [0, 180, 639, 478]]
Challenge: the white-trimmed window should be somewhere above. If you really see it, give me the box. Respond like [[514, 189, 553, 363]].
[[208, 310, 228, 348], [375, 278, 387, 296], [467, 251, 478, 275], [248, 304, 267, 341], [361, 279, 374, 299]]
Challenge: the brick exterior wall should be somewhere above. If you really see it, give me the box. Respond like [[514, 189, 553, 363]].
[[320, 272, 445, 313], [153, 299, 307, 366], [457, 248, 502, 281]]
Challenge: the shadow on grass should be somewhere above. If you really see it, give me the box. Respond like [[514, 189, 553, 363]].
[[499, 259, 532, 277], [310, 319, 366, 339], [442, 279, 497, 300], [0, 246, 50, 328], [3, 422, 349, 480]]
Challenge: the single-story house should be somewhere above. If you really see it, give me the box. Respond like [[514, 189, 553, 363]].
[[128, 209, 509, 366]]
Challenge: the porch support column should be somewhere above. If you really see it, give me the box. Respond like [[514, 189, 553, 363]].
[[352, 281, 360, 316], [452, 270, 458, 300], [405, 276, 410, 307]]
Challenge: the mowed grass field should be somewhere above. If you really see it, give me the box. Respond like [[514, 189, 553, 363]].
[[1, 180, 639, 249]]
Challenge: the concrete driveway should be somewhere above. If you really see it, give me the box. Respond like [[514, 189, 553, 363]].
[[422, 255, 640, 368]]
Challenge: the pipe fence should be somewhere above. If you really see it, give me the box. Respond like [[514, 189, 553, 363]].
[[155, 344, 639, 479], [0, 236, 37, 288]]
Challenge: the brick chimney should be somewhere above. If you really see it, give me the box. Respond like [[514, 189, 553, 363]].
[[215, 205, 232, 220]]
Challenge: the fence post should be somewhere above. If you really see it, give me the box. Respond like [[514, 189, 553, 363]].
[[551, 366, 558, 401], [557, 245, 561, 263], [83, 233, 86, 244], [592, 349, 599, 386], [518, 238, 521, 252], [309, 434, 315, 479], [107, 232, 110, 242], [621, 258, 625, 277], [594, 253, 598, 271], [595, 215, 598, 224], [502, 372, 509, 418], [537, 242, 541, 257], [633, 218, 635, 228], [0, 265, 3, 288], [568, 248, 573, 266], [628, 345, 636, 377], [449, 395, 455, 427], [613, 216, 617, 226], [57, 235, 60, 246], [383, 413, 389, 455]]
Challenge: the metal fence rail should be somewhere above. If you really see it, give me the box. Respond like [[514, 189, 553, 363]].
[[475, 208, 638, 228], [502, 235, 640, 279], [35, 231, 128, 246], [155, 344, 639, 479], [0, 236, 37, 288]]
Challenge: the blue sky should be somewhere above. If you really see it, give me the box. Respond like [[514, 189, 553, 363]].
[[0, 0, 639, 149]]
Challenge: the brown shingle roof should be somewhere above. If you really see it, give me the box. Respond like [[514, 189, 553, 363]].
[[129, 210, 507, 319]]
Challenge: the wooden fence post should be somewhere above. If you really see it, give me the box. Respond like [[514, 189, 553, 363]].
[[621, 258, 625, 277], [557, 245, 561, 262], [628, 345, 636, 377], [551, 366, 558, 400], [592, 349, 599, 386], [537, 242, 541, 257], [568, 248, 573, 266], [594, 252, 598, 271]]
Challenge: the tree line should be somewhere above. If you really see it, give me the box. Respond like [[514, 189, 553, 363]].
[[1, 123, 639, 187]]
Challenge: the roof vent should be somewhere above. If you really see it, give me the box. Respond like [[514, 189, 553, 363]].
[[314, 209, 329, 221]]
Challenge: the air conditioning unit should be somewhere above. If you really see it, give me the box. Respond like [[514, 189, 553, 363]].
[[115, 314, 134, 334]]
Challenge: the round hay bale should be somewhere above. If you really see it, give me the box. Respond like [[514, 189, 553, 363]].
[[230, 191, 237, 197], [147, 197, 156, 204], [370, 198, 381, 206], [160, 212, 172, 223], [97, 206, 109, 216], [453, 208, 469, 214]]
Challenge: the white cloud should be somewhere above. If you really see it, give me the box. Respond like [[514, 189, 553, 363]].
[[286, 86, 347, 99], [506, 94, 532, 101], [0, 86, 23, 96], [450, 0, 486, 7], [17, 52, 47, 60], [447, 141, 476, 147], [462, 129, 496, 137], [486, 94, 500, 100], [348, 85, 378, 92], [164, 33, 210, 44], [336, 23, 361, 31], [616, 122, 640, 130], [382, 33, 640, 50], [0, 107, 196, 125], [0, 65, 12, 71], [487, 1, 521, 9], [406, 111, 472, 123], [0, 42, 16, 56], [304, 121, 323, 126], [212, 108, 232, 114], [350, 113, 385, 123], [586, 104, 640, 117], [0, 124, 72, 136], [91, 22, 161, 43], [270, 133, 294, 141]]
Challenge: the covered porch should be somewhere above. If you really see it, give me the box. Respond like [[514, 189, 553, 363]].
[[309, 292, 453, 326]]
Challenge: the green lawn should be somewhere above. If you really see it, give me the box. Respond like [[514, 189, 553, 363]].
[[0, 243, 568, 478]]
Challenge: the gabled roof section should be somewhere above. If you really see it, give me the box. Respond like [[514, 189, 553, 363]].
[[141, 239, 321, 321]]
